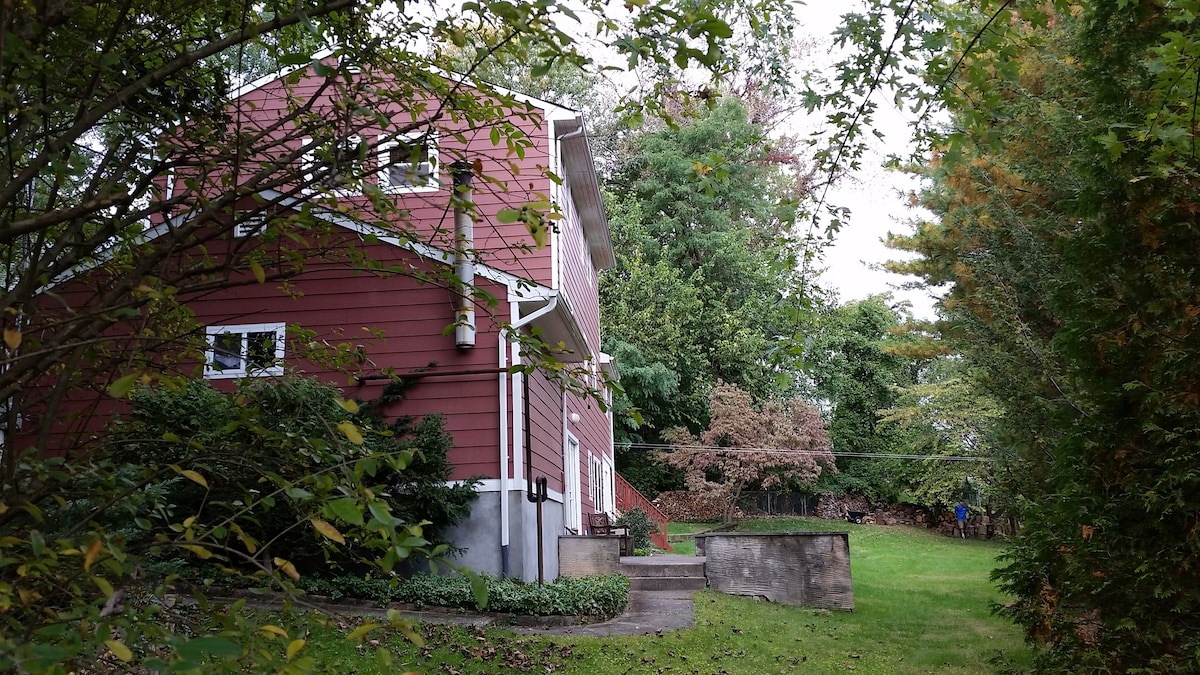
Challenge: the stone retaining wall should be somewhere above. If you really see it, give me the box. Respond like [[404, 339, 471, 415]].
[[697, 531, 854, 611]]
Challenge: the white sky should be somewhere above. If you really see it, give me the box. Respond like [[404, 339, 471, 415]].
[[797, 3, 940, 321]]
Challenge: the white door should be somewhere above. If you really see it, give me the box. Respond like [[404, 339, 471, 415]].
[[564, 434, 582, 533]]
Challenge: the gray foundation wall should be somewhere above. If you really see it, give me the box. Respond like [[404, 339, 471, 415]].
[[439, 488, 564, 582]]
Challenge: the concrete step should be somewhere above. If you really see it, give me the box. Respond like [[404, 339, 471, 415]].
[[629, 575, 708, 591], [619, 562, 706, 578]]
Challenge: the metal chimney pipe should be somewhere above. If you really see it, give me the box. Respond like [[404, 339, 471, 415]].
[[451, 160, 476, 348]]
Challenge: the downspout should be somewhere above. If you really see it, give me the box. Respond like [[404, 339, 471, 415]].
[[498, 331, 509, 576], [451, 161, 475, 348], [510, 295, 559, 502]]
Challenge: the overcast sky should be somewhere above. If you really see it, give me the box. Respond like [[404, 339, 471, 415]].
[[796, 3, 940, 320]]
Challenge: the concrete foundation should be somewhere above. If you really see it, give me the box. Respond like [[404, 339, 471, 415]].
[[558, 536, 621, 578], [440, 487, 564, 582]]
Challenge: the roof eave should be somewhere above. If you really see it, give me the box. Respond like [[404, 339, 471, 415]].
[[555, 118, 615, 271]]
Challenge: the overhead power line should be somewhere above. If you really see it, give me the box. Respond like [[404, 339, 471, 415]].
[[619, 442, 994, 462]]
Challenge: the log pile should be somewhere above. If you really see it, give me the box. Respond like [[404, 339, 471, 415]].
[[815, 494, 871, 520], [816, 494, 932, 527], [653, 490, 742, 522]]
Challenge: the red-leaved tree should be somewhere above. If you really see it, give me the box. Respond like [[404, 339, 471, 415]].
[[663, 382, 834, 523]]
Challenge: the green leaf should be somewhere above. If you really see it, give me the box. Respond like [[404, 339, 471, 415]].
[[176, 636, 242, 661], [496, 208, 521, 223], [108, 373, 138, 398], [345, 622, 379, 641], [249, 258, 266, 284], [326, 497, 364, 526], [466, 569, 489, 609]]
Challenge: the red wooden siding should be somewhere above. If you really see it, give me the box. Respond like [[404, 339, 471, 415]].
[[558, 185, 602, 355], [208, 67, 557, 287], [21, 232, 509, 481], [525, 369, 564, 494]]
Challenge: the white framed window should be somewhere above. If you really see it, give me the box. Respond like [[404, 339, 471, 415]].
[[234, 214, 266, 238], [204, 323, 286, 379], [301, 135, 364, 194], [589, 453, 606, 513], [377, 133, 439, 192]]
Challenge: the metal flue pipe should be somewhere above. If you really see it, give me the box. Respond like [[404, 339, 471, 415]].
[[451, 160, 476, 348]]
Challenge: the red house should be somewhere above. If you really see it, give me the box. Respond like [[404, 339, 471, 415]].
[[23, 61, 620, 581]]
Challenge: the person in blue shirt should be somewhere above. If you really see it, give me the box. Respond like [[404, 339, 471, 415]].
[[954, 500, 969, 539]]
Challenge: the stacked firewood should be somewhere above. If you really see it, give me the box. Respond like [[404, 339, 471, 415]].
[[653, 490, 743, 522], [815, 494, 871, 520]]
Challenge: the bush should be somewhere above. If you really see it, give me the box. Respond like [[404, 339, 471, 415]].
[[616, 506, 657, 550], [301, 573, 629, 617], [102, 376, 478, 575]]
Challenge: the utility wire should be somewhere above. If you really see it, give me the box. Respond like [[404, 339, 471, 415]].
[[619, 441, 993, 462]]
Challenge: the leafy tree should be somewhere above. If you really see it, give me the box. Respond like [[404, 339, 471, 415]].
[[832, 1, 1200, 669], [662, 381, 834, 523], [803, 296, 922, 503], [601, 98, 816, 495], [876, 356, 1004, 514]]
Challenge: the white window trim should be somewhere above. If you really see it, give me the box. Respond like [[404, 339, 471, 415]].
[[377, 132, 440, 193], [204, 323, 286, 379], [589, 452, 606, 513], [234, 214, 266, 238], [301, 135, 363, 196]]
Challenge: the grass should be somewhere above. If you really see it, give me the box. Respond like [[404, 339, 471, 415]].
[[245, 518, 1033, 673]]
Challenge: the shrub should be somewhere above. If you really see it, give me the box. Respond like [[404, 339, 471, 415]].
[[102, 376, 478, 575], [616, 506, 657, 550]]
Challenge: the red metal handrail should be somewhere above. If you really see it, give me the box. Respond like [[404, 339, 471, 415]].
[[614, 472, 673, 552]]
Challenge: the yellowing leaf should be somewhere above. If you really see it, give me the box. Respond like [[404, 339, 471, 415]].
[[310, 518, 345, 545], [336, 398, 359, 414], [274, 557, 300, 581], [84, 539, 103, 572], [286, 638, 306, 660], [106, 640, 133, 662], [336, 420, 364, 445], [249, 258, 266, 284], [173, 468, 208, 489], [260, 625, 289, 639], [3, 328, 21, 350], [180, 544, 212, 559], [345, 622, 380, 641]]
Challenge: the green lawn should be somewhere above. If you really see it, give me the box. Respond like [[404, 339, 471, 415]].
[[258, 518, 1033, 673]]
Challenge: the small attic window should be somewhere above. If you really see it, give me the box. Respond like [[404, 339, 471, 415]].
[[378, 133, 439, 192], [301, 135, 365, 194]]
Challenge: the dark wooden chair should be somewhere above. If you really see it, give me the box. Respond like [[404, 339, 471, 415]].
[[588, 512, 632, 556]]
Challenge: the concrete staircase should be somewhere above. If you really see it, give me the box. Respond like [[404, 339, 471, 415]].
[[620, 555, 707, 591]]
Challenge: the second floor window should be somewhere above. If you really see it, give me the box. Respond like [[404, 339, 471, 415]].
[[378, 133, 438, 192]]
